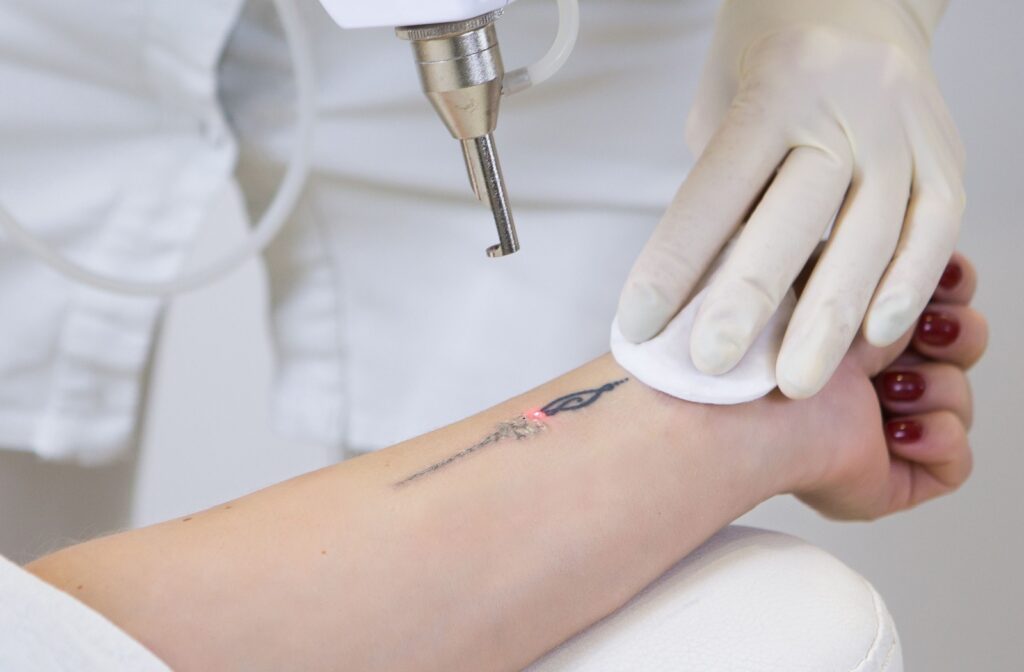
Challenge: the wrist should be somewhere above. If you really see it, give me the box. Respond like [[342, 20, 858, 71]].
[[575, 355, 790, 512], [627, 371, 801, 510]]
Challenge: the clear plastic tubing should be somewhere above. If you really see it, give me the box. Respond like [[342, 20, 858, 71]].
[[0, 0, 581, 296], [503, 0, 581, 96]]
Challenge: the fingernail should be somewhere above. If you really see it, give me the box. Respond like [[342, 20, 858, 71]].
[[886, 419, 924, 443], [917, 311, 961, 347], [939, 262, 964, 290], [881, 371, 926, 402]]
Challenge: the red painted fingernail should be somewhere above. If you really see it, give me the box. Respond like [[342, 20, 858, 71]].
[[939, 262, 964, 290], [886, 419, 924, 443], [917, 311, 961, 347], [881, 371, 926, 402]]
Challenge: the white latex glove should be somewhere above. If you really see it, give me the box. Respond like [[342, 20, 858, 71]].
[[616, 0, 965, 399]]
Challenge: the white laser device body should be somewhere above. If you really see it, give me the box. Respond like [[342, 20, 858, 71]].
[[0, 0, 580, 295], [317, 0, 513, 29]]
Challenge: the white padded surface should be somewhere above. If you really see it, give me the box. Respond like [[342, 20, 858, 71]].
[[528, 526, 902, 672], [0, 555, 170, 671]]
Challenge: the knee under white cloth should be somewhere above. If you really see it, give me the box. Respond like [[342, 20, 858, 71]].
[[611, 244, 797, 405]]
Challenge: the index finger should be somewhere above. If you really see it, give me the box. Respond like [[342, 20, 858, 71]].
[[616, 96, 790, 343]]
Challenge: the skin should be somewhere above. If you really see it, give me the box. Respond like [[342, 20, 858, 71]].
[[26, 253, 984, 672]]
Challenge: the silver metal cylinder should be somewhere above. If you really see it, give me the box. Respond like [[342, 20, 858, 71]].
[[468, 134, 519, 257], [398, 19, 504, 140], [397, 11, 520, 257]]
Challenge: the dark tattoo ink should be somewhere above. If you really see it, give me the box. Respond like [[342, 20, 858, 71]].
[[539, 379, 629, 417], [394, 378, 629, 487]]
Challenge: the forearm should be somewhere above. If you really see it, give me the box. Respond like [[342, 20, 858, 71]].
[[27, 355, 792, 671]]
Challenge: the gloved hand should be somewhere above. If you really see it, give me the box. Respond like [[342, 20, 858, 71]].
[[616, 0, 965, 399]]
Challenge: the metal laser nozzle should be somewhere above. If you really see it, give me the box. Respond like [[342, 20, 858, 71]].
[[397, 11, 520, 258]]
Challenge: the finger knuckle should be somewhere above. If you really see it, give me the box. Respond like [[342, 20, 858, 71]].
[[736, 273, 784, 313], [922, 181, 968, 219]]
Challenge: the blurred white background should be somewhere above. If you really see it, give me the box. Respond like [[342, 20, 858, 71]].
[[1, 1, 1020, 669]]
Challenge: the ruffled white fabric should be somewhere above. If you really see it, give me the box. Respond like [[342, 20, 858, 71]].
[[0, 0, 722, 461], [0, 0, 244, 463]]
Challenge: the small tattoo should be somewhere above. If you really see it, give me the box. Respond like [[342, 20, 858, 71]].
[[396, 416, 545, 487], [539, 379, 629, 417], [182, 517, 193, 522], [395, 378, 629, 487]]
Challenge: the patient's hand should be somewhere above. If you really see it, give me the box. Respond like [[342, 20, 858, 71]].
[[769, 252, 985, 520]]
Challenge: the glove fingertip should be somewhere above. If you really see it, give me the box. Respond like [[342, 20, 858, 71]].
[[690, 321, 746, 376], [776, 373, 823, 401], [864, 286, 925, 348], [776, 352, 825, 400], [617, 284, 674, 343], [775, 319, 841, 400], [863, 319, 908, 349]]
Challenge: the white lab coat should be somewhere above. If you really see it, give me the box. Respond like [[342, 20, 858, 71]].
[[0, 0, 716, 462], [0, 0, 245, 462]]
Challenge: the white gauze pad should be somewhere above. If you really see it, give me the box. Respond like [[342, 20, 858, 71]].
[[610, 248, 796, 405]]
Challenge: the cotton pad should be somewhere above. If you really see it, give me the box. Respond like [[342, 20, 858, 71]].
[[611, 250, 796, 405]]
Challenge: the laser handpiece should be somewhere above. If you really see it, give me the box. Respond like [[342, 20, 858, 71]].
[[397, 12, 517, 257], [0, 0, 579, 294]]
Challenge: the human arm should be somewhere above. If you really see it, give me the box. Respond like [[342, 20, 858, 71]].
[[617, 0, 964, 400], [26, 253, 984, 672], [28, 357, 784, 671]]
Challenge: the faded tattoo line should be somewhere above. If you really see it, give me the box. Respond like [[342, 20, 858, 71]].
[[394, 378, 630, 487], [395, 416, 545, 487]]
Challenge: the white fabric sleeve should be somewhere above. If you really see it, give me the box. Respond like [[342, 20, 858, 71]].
[[0, 556, 170, 671], [0, 0, 243, 464]]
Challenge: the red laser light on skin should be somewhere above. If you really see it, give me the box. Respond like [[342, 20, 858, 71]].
[[527, 408, 548, 422]]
